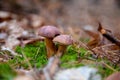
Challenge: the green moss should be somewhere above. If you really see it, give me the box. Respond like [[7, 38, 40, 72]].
[[0, 63, 16, 80], [3, 41, 120, 79], [8, 41, 47, 69], [8, 42, 89, 69], [61, 45, 88, 68]]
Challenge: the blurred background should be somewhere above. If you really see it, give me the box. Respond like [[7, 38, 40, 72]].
[[1, 0, 120, 32], [0, 1, 120, 80]]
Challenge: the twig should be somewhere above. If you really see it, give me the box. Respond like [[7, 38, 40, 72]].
[[92, 44, 116, 50], [34, 46, 40, 60], [98, 23, 120, 47], [78, 41, 97, 57], [101, 61, 118, 72]]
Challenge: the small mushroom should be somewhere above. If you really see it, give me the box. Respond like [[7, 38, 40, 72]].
[[105, 72, 120, 80], [53, 35, 74, 57], [38, 26, 60, 58]]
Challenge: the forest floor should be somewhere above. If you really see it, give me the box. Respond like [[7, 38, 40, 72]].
[[0, 0, 120, 80]]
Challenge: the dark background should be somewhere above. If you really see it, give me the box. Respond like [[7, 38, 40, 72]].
[[1, 0, 120, 31]]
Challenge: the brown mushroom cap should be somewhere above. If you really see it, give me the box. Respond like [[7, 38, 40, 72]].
[[38, 26, 60, 38], [106, 72, 120, 80], [53, 35, 74, 45]]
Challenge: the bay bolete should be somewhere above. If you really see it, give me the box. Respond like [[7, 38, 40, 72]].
[[105, 72, 120, 80], [53, 35, 74, 57], [38, 26, 61, 58]]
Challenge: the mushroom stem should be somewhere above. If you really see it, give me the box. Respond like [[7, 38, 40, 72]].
[[56, 45, 67, 57], [45, 38, 56, 58]]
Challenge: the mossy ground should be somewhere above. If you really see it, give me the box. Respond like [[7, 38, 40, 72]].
[[0, 41, 120, 80]]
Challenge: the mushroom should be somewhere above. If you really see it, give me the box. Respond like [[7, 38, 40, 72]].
[[53, 35, 74, 57], [38, 26, 61, 58], [105, 72, 120, 80]]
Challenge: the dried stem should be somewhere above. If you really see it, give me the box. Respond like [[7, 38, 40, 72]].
[[98, 23, 120, 47], [101, 61, 118, 72]]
